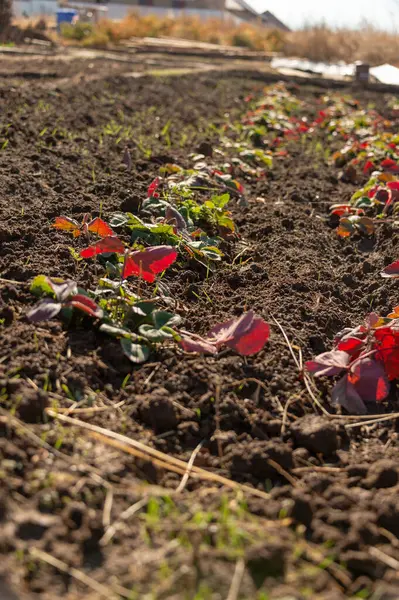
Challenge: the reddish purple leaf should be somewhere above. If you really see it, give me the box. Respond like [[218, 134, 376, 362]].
[[122, 246, 178, 282], [80, 236, 125, 259], [381, 259, 399, 278], [331, 374, 367, 415], [349, 356, 390, 403], [48, 279, 78, 302], [227, 318, 270, 355], [165, 205, 187, 231], [27, 299, 62, 323], [305, 350, 350, 377], [179, 334, 217, 354]]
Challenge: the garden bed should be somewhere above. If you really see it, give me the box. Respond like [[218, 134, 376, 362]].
[[1, 65, 399, 600]]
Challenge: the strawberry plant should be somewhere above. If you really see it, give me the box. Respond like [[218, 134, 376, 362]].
[[306, 309, 399, 414]]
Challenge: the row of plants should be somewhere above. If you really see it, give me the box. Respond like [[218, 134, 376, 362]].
[[28, 130, 274, 363], [238, 85, 399, 414]]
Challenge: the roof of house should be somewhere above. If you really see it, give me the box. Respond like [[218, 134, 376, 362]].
[[261, 10, 291, 31], [225, 0, 260, 22]]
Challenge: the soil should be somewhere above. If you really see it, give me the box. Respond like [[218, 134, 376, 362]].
[[1, 58, 399, 600]]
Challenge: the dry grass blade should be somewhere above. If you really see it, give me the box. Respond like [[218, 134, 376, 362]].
[[176, 440, 204, 493], [267, 458, 298, 486], [0, 277, 28, 285], [46, 410, 271, 500], [30, 548, 132, 600], [271, 315, 301, 371], [101, 496, 150, 546], [271, 315, 331, 416], [0, 407, 111, 487], [344, 413, 399, 429], [226, 557, 245, 600], [369, 547, 399, 570]]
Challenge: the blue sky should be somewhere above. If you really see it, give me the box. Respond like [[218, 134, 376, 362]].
[[248, 0, 399, 31]]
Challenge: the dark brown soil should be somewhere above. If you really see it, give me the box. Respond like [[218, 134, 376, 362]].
[[1, 60, 399, 600]]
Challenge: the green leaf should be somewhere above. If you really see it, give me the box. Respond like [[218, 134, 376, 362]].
[[120, 338, 150, 364], [211, 193, 230, 209], [138, 324, 172, 342], [105, 261, 120, 277], [30, 275, 54, 298], [99, 323, 132, 339], [200, 247, 223, 261], [217, 215, 235, 232], [128, 214, 150, 230], [353, 196, 372, 208], [132, 301, 156, 317], [109, 212, 130, 228], [152, 310, 182, 329]]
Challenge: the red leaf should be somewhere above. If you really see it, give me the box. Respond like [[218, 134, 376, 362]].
[[208, 312, 255, 346], [207, 311, 269, 356], [69, 294, 104, 319], [227, 317, 270, 355], [374, 327, 399, 380], [305, 350, 350, 377], [122, 246, 178, 282], [381, 260, 399, 278], [53, 216, 80, 236], [87, 218, 115, 238], [363, 160, 376, 174], [368, 186, 378, 199], [337, 336, 365, 356], [147, 177, 161, 198], [80, 236, 125, 259], [381, 158, 398, 170], [330, 204, 352, 217]]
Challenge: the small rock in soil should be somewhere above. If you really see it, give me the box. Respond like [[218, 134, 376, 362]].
[[196, 141, 213, 157], [9, 383, 49, 424], [364, 459, 399, 489], [15, 511, 57, 541], [341, 550, 383, 578], [246, 542, 286, 587], [289, 490, 313, 527], [229, 440, 293, 481], [136, 389, 179, 433], [290, 415, 339, 456], [376, 498, 399, 536]]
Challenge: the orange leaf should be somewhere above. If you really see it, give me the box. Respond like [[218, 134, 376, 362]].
[[88, 217, 115, 238], [53, 216, 80, 235]]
